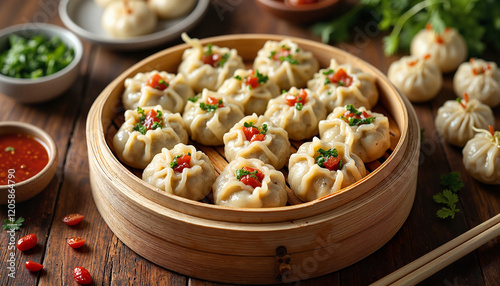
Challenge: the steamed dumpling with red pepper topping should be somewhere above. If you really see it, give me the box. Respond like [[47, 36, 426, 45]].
[[453, 58, 500, 107], [182, 89, 244, 146], [410, 25, 467, 73], [113, 105, 189, 169], [288, 137, 366, 202], [319, 105, 390, 163], [434, 93, 495, 147], [217, 69, 280, 115], [142, 144, 216, 200], [102, 0, 157, 38], [387, 54, 443, 102], [462, 126, 500, 185], [178, 33, 245, 93], [223, 114, 290, 170], [307, 59, 379, 112], [212, 157, 287, 208], [122, 70, 194, 113], [147, 0, 196, 19], [263, 87, 326, 141], [253, 39, 319, 90]]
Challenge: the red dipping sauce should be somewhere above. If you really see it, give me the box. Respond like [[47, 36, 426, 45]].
[[0, 133, 49, 185]]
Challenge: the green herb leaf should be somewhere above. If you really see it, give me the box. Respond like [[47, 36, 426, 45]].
[[2, 217, 24, 231], [234, 75, 242, 80], [440, 172, 463, 193], [204, 43, 213, 56], [4, 146, 14, 152], [280, 54, 299, 65], [199, 102, 219, 112], [187, 95, 199, 102], [295, 102, 303, 111], [255, 70, 269, 84], [133, 123, 147, 135], [235, 168, 259, 180], [218, 53, 230, 67]]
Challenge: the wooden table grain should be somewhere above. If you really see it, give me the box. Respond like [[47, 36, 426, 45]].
[[1, 1, 499, 285]]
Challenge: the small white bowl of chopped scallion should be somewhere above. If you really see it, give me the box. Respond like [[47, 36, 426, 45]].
[[0, 23, 83, 103]]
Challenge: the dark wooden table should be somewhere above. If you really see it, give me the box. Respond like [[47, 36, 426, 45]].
[[1, 1, 499, 285]]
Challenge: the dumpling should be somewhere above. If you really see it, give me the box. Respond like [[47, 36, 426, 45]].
[[387, 54, 443, 102], [288, 137, 366, 202], [462, 126, 500, 185], [147, 0, 196, 19], [253, 39, 319, 90], [217, 69, 280, 115], [182, 89, 244, 146], [453, 58, 500, 107], [264, 87, 326, 141], [142, 144, 216, 200], [122, 70, 194, 113], [113, 105, 188, 169], [410, 25, 467, 73], [178, 33, 245, 93], [102, 0, 157, 38], [212, 158, 287, 208], [307, 59, 379, 112], [319, 105, 391, 163], [223, 114, 290, 170], [435, 93, 495, 147]]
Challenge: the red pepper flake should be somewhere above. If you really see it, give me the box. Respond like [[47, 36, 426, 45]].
[[423, 54, 431, 60], [407, 60, 419, 66], [457, 93, 469, 109], [426, 23, 432, 30], [435, 35, 444, 44], [489, 125, 495, 137]]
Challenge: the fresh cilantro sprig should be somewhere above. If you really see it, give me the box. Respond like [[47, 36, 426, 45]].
[[3, 217, 24, 231], [254, 70, 269, 84], [340, 105, 375, 126], [315, 148, 343, 170], [433, 172, 463, 219]]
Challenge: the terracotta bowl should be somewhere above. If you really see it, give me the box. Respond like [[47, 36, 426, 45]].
[[255, 0, 344, 23], [0, 122, 58, 204]]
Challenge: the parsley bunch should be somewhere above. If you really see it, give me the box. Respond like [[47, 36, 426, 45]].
[[312, 0, 500, 56], [433, 172, 464, 219]]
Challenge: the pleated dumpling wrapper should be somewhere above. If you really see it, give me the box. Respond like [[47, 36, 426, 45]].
[[253, 38, 319, 90], [212, 158, 288, 208], [122, 70, 194, 113], [183, 89, 244, 146], [142, 144, 216, 201], [319, 105, 391, 163], [410, 25, 467, 73], [223, 114, 290, 170], [288, 137, 367, 202], [387, 54, 442, 102], [178, 33, 245, 93], [453, 58, 500, 107], [217, 69, 280, 115], [102, 0, 157, 38], [462, 126, 500, 185], [435, 93, 495, 147], [264, 87, 326, 141], [308, 59, 379, 112], [113, 105, 188, 169]]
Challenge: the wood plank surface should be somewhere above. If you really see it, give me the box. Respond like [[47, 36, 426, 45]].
[[0, 0, 499, 285]]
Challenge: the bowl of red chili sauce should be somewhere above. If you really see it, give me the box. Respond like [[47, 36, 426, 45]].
[[0, 121, 57, 204]]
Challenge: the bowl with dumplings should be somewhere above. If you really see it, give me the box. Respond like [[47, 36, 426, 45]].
[[86, 34, 420, 284]]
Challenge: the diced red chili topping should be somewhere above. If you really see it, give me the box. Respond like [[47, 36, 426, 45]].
[[285, 89, 308, 109], [146, 73, 169, 91], [202, 53, 221, 67], [242, 122, 267, 142], [328, 68, 353, 87], [207, 96, 224, 107], [236, 167, 264, 188], [315, 148, 343, 171], [458, 92, 470, 109], [171, 153, 192, 173], [143, 110, 162, 131]]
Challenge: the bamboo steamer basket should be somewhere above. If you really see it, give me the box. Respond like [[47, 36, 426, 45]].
[[86, 34, 420, 284]]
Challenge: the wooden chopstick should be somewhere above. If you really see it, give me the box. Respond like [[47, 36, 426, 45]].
[[370, 213, 500, 286]]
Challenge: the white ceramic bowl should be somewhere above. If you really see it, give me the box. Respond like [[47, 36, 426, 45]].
[[0, 23, 83, 103], [0, 121, 58, 204]]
